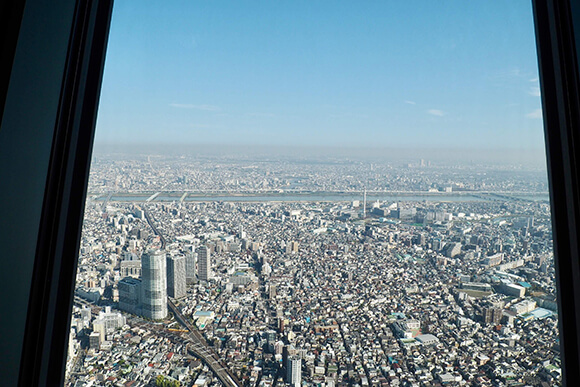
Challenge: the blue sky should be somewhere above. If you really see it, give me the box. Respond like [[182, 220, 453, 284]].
[[95, 1, 544, 150]]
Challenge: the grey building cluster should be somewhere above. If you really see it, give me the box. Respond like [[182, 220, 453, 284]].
[[133, 196, 557, 386], [67, 301, 211, 386], [118, 248, 196, 320], [67, 153, 558, 386]]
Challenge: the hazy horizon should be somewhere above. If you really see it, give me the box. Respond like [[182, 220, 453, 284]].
[[92, 142, 548, 169]]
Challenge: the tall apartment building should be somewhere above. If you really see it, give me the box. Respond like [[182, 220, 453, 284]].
[[196, 245, 211, 282], [287, 355, 302, 387], [141, 249, 167, 320], [167, 255, 186, 298], [185, 250, 197, 285]]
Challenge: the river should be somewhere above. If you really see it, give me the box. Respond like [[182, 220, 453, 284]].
[[91, 192, 550, 203]]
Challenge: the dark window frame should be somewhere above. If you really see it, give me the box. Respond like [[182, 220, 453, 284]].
[[1, 0, 580, 385], [534, 0, 580, 384], [0, 0, 112, 385]]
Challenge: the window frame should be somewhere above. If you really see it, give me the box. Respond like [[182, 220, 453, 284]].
[[0, 0, 113, 385], [534, 0, 580, 384], [1, 0, 580, 385]]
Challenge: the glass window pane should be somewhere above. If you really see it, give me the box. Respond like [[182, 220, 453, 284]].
[[66, 2, 560, 386]]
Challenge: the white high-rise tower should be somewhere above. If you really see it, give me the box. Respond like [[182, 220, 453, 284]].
[[141, 249, 167, 320], [287, 355, 302, 387], [363, 189, 367, 219]]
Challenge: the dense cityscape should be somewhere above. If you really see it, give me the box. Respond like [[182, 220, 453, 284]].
[[66, 150, 560, 387]]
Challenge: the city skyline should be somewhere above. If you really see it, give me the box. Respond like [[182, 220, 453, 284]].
[[67, 154, 560, 385]]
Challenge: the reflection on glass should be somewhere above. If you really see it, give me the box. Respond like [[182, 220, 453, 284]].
[[66, 2, 561, 386]]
